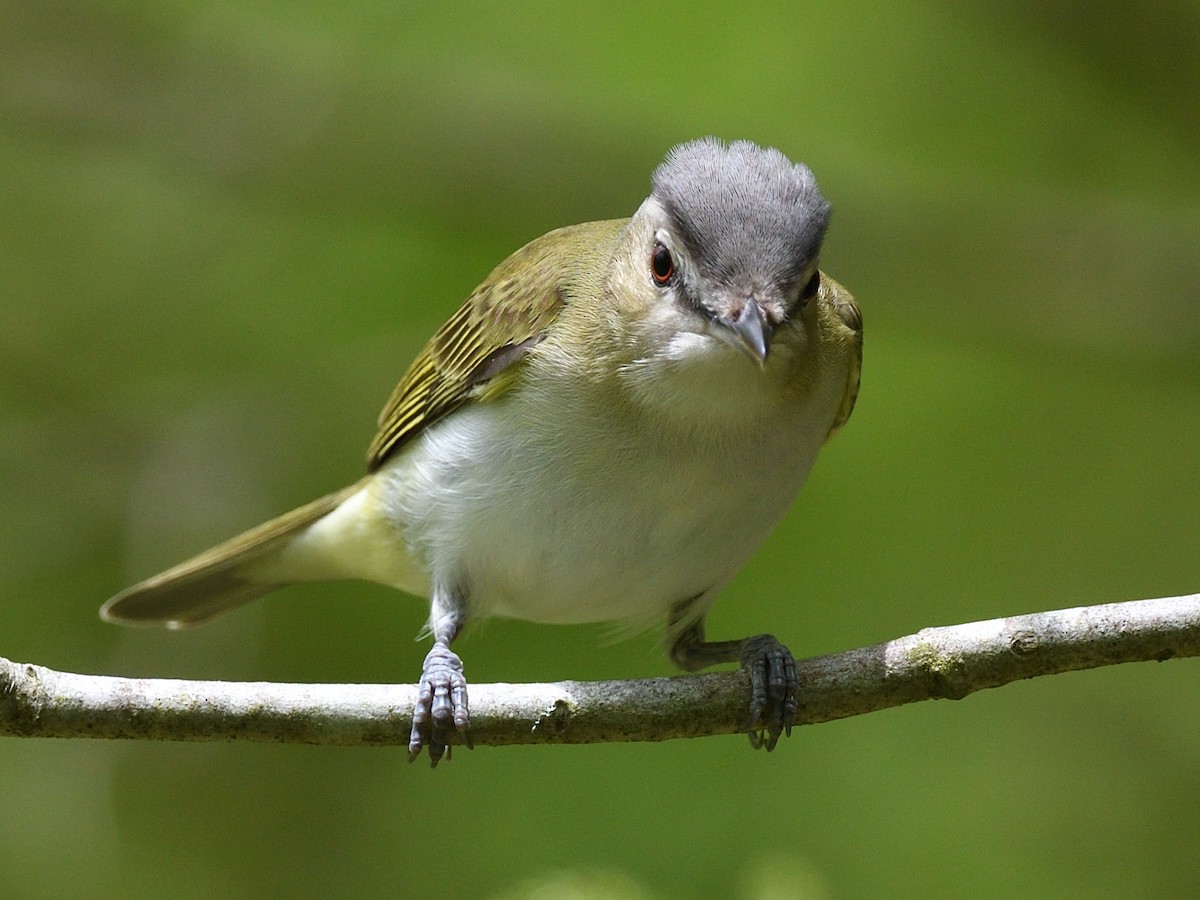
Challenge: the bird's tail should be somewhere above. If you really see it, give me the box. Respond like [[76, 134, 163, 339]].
[[100, 481, 367, 629]]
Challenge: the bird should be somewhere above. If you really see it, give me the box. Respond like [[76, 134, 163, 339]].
[[101, 137, 863, 765]]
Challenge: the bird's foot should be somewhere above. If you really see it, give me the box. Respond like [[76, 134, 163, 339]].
[[408, 641, 471, 766], [740, 634, 797, 751]]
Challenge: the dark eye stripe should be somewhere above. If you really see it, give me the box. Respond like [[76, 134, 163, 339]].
[[801, 271, 820, 302]]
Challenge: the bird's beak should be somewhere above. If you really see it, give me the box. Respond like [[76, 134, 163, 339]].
[[716, 299, 771, 367]]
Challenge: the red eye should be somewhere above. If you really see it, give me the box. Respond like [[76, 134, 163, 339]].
[[650, 242, 675, 285]]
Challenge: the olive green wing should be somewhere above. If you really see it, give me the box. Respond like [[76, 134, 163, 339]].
[[366, 220, 624, 470], [821, 273, 863, 439]]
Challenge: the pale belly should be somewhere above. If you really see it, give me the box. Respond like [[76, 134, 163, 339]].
[[376, 371, 838, 628]]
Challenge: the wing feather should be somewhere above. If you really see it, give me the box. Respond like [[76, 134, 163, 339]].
[[366, 220, 626, 469], [821, 274, 863, 439]]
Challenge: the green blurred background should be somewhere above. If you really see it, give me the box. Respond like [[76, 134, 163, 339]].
[[2, 1, 1199, 897]]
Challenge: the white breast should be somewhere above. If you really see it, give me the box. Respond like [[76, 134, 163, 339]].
[[375, 335, 846, 629]]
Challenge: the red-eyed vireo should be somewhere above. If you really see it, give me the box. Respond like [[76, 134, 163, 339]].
[[101, 138, 863, 765]]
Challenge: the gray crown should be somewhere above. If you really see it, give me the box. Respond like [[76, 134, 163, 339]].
[[652, 138, 830, 290]]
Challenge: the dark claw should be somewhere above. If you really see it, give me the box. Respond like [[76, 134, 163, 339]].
[[740, 634, 797, 751], [408, 642, 470, 767]]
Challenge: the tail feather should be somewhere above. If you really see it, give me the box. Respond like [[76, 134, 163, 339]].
[[101, 481, 365, 629]]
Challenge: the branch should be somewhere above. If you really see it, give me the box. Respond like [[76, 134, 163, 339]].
[[3, 593, 1198, 748]]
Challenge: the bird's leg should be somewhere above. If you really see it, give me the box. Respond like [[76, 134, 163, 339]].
[[668, 604, 797, 751], [409, 592, 471, 766]]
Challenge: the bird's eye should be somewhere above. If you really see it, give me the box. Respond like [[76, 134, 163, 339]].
[[800, 270, 820, 303], [650, 242, 675, 286]]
